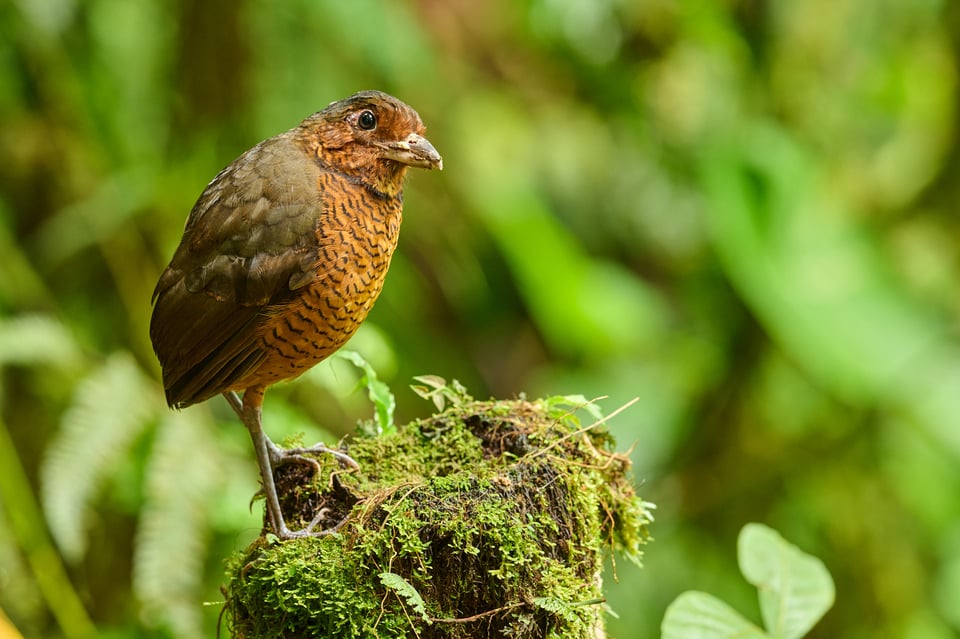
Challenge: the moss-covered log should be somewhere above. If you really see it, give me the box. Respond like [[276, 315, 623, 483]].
[[223, 396, 654, 638]]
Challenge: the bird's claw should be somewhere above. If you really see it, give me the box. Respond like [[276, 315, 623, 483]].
[[266, 438, 360, 471], [273, 507, 351, 539], [271, 451, 324, 474]]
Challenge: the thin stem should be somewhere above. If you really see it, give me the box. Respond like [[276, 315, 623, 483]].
[[0, 417, 95, 639]]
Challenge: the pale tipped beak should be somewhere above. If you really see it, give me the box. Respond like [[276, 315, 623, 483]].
[[381, 133, 443, 170]]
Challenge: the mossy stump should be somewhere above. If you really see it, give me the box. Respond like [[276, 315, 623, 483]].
[[224, 397, 653, 638]]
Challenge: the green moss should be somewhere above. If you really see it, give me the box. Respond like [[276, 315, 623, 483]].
[[224, 397, 654, 638]]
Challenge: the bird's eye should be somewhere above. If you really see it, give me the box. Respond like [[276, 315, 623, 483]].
[[357, 110, 377, 131]]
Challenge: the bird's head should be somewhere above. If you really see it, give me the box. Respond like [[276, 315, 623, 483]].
[[300, 90, 442, 198]]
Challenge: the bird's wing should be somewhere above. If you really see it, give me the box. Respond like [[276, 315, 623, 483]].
[[150, 133, 323, 406]]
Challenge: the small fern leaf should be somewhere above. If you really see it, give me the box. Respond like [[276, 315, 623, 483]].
[[379, 572, 431, 623], [134, 408, 221, 639], [41, 352, 159, 560], [0, 315, 82, 368], [533, 596, 581, 624]]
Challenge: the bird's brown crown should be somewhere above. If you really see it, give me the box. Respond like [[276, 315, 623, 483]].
[[297, 90, 442, 199]]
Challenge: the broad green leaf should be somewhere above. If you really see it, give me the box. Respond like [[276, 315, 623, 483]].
[[738, 524, 835, 639], [334, 350, 395, 434], [542, 394, 605, 422], [661, 591, 768, 639]]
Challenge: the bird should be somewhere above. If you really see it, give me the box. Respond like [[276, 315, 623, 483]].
[[149, 90, 442, 539]]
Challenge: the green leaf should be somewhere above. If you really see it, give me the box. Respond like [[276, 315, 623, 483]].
[[410, 375, 473, 412], [541, 394, 605, 422], [410, 374, 449, 411], [40, 353, 159, 560], [134, 409, 220, 639], [334, 350, 395, 434], [0, 204, 52, 309], [379, 572, 430, 624], [661, 591, 769, 639], [0, 315, 83, 368], [738, 523, 835, 639]]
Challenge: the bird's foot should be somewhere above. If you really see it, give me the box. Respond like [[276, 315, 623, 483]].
[[272, 507, 352, 539], [266, 438, 360, 472]]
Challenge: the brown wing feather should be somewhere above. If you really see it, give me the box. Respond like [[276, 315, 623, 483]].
[[150, 131, 324, 407]]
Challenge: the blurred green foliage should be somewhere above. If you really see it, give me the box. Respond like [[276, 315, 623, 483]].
[[1, 0, 959, 637]]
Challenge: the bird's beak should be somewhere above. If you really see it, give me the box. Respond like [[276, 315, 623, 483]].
[[381, 133, 443, 171]]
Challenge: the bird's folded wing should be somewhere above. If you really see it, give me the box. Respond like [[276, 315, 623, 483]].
[[150, 135, 325, 406]]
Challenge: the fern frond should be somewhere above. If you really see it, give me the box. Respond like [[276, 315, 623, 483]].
[[133, 408, 221, 639], [533, 596, 587, 624], [40, 352, 159, 560], [379, 572, 430, 623], [0, 315, 82, 368]]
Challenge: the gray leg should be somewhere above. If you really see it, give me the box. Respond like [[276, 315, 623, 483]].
[[225, 389, 355, 539]]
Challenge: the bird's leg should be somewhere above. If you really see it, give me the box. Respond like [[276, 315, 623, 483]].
[[235, 387, 287, 536], [234, 387, 320, 539], [227, 389, 356, 539]]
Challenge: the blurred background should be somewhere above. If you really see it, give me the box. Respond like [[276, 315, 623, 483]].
[[2, 0, 960, 637]]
